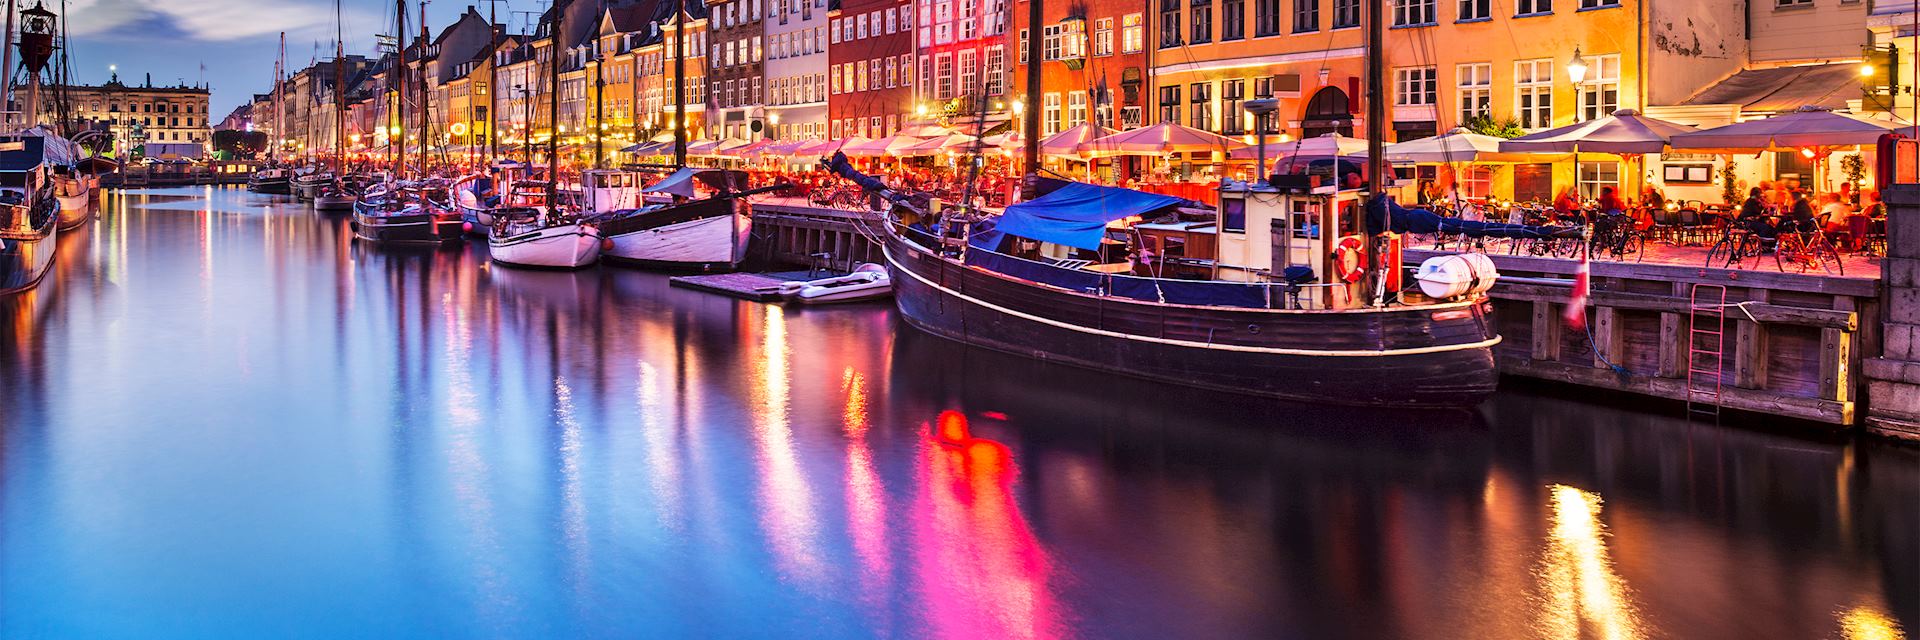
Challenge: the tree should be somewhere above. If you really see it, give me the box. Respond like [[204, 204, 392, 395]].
[[1461, 115, 1526, 139], [212, 129, 267, 158]]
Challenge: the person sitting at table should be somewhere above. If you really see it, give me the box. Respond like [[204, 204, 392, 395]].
[[1642, 185, 1666, 212], [1861, 190, 1886, 218], [1553, 186, 1583, 223], [1596, 186, 1626, 217], [1784, 191, 1820, 235], [1818, 192, 1854, 226], [1739, 186, 1777, 239]]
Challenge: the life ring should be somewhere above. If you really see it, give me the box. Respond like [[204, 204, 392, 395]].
[[1331, 235, 1367, 283]]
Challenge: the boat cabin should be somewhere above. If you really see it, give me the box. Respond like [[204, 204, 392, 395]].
[[1215, 184, 1368, 307], [578, 169, 647, 212]]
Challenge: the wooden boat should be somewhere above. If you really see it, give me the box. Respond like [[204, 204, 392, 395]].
[[313, 179, 357, 212], [52, 167, 92, 229], [596, 168, 779, 271], [827, 150, 1588, 408], [292, 170, 331, 201], [0, 135, 62, 295], [487, 207, 602, 269], [777, 264, 892, 304], [248, 167, 291, 194], [351, 182, 463, 244]]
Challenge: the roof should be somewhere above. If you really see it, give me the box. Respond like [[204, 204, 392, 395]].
[[1681, 62, 1859, 113]]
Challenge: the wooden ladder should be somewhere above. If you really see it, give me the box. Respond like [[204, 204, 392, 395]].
[[1686, 284, 1729, 420]]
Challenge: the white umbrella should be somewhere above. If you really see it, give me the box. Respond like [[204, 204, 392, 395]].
[[1243, 132, 1369, 160], [1670, 105, 1900, 152], [1383, 127, 1559, 163], [1038, 122, 1116, 157], [1083, 122, 1246, 157], [1498, 109, 1695, 154]]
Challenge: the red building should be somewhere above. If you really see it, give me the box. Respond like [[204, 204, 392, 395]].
[[913, 0, 1012, 131], [827, 0, 916, 138], [1009, 0, 1150, 137]]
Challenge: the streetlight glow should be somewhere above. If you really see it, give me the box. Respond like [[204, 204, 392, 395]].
[[1567, 47, 1589, 85]]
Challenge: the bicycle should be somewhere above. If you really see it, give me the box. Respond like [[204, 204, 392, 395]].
[[1589, 213, 1646, 262], [1704, 225, 1764, 270], [1773, 231, 1845, 275]]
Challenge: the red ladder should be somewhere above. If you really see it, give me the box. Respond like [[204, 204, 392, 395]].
[[1686, 284, 1728, 420]]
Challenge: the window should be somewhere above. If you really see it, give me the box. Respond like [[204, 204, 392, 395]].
[[1583, 0, 1618, 6], [886, 8, 898, 32], [1122, 13, 1145, 52], [1394, 0, 1434, 25], [1222, 79, 1245, 134], [1019, 29, 1030, 63], [1514, 58, 1552, 129], [1043, 92, 1062, 135], [1457, 62, 1491, 123], [1222, 0, 1244, 39], [958, 50, 977, 96], [1160, 0, 1181, 47], [1094, 18, 1114, 56], [1332, 0, 1360, 27], [985, 46, 1006, 94], [886, 57, 898, 88], [1293, 0, 1318, 32], [1395, 67, 1436, 106], [1578, 161, 1618, 198], [1189, 0, 1212, 44], [856, 60, 868, 91], [1068, 91, 1088, 127], [935, 52, 954, 99], [959, 0, 977, 39], [1255, 0, 1281, 35], [1121, 105, 1143, 128], [1515, 0, 1549, 14], [1577, 53, 1620, 122], [1159, 84, 1181, 124], [1189, 82, 1212, 130], [1458, 0, 1487, 20], [830, 65, 842, 94], [1043, 24, 1064, 60]]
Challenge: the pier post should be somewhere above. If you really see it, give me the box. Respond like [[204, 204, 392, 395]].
[[1865, 185, 1920, 440]]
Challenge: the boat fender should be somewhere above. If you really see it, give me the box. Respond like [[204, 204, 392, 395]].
[[462, 221, 475, 233], [601, 237, 615, 252], [1331, 236, 1367, 283]]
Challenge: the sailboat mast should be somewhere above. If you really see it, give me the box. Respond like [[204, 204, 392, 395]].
[[393, 0, 406, 177], [1019, 0, 1041, 197], [275, 33, 285, 162], [1363, 0, 1385, 298], [1, 0, 15, 130], [334, 0, 346, 173], [672, 0, 686, 167], [593, 0, 604, 169], [418, 1, 429, 176], [547, 2, 561, 205]]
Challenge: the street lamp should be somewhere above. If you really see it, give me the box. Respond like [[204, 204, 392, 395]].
[[1245, 98, 1279, 186], [1567, 47, 1588, 85]]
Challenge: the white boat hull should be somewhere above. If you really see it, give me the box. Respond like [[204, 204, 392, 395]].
[[603, 213, 747, 269], [488, 223, 603, 269]]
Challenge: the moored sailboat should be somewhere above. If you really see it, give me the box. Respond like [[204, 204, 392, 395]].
[[595, 168, 768, 270], [0, 132, 62, 294], [487, 207, 603, 269]]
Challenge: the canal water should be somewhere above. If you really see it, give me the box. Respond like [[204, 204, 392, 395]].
[[0, 187, 1914, 639]]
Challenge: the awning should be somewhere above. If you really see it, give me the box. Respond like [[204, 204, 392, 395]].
[[644, 167, 750, 197], [1682, 62, 1860, 113], [981, 182, 1189, 250]]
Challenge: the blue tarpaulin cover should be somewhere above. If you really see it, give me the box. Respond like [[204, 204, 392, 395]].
[[993, 182, 1188, 250]]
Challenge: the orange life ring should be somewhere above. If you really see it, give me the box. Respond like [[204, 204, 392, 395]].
[[1331, 235, 1367, 283]]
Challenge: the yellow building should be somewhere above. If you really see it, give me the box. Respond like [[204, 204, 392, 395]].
[[1154, 0, 1642, 201]]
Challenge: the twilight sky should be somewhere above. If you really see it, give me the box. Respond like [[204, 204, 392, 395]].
[[61, 0, 539, 119]]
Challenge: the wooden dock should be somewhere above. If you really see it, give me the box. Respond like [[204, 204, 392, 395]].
[[1407, 248, 1879, 425], [669, 271, 825, 302]]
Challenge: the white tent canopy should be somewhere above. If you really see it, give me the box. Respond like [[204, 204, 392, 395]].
[[1499, 109, 1696, 154], [1670, 105, 1900, 152], [1384, 127, 1561, 163]]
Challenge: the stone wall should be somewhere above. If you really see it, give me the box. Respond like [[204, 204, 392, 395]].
[[1867, 185, 1920, 440]]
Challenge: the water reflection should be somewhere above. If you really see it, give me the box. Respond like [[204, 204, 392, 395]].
[[0, 187, 1912, 639]]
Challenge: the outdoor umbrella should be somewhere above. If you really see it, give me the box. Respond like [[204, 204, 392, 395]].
[[684, 139, 724, 156], [1498, 109, 1695, 155], [1039, 123, 1116, 157], [797, 136, 868, 157], [898, 134, 980, 157], [1384, 127, 1556, 163], [712, 139, 757, 156], [843, 135, 927, 158], [756, 139, 813, 159], [1082, 122, 1246, 157], [722, 139, 777, 158], [979, 131, 1023, 151], [1239, 132, 1369, 160], [899, 124, 956, 137], [1670, 105, 1900, 152]]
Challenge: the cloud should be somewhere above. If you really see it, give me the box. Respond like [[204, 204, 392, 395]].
[[65, 0, 377, 43]]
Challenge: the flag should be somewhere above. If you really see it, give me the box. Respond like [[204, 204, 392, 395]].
[[1564, 250, 1589, 330]]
